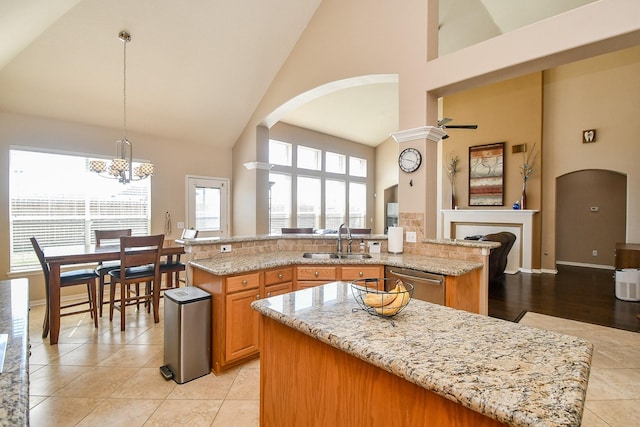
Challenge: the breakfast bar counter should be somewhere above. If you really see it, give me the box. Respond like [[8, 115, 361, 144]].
[[251, 282, 592, 427]]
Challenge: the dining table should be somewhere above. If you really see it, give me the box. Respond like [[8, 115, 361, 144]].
[[42, 240, 185, 344]]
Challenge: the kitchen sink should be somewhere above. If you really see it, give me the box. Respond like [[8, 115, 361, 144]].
[[337, 253, 372, 260], [302, 252, 339, 259], [302, 252, 373, 260]]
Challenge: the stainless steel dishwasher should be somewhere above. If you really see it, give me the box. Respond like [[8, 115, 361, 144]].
[[385, 266, 445, 305]]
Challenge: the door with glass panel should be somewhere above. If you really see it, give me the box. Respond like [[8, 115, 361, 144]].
[[186, 176, 229, 238]]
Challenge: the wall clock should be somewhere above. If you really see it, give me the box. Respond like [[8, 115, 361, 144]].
[[398, 147, 422, 173]]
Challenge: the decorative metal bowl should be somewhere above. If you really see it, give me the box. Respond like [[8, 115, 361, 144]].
[[351, 278, 414, 318]]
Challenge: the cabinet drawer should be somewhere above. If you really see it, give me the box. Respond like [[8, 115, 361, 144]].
[[265, 282, 293, 298], [341, 266, 382, 281], [296, 266, 337, 281], [264, 268, 293, 285], [226, 272, 260, 293]]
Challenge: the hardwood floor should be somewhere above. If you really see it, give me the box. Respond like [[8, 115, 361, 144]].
[[489, 264, 640, 332]]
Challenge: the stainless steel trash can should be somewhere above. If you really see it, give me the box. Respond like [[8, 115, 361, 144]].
[[161, 287, 211, 384]]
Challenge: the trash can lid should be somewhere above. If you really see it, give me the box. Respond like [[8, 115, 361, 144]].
[[164, 286, 211, 304]]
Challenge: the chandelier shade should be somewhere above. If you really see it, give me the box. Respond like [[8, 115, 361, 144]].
[[90, 31, 153, 184]]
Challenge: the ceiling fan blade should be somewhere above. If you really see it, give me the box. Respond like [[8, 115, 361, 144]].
[[443, 124, 478, 129], [437, 118, 453, 127]]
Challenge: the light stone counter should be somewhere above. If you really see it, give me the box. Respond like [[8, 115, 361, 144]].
[[0, 278, 30, 426], [252, 282, 592, 427], [189, 250, 483, 277]]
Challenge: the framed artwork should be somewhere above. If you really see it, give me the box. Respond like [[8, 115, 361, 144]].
[[468, 142, 504, 206]]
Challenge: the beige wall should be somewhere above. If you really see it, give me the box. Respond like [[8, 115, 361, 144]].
[[232, 0, 640, 244], [0, 111, 231, 302], [541, 46, 640, 271]]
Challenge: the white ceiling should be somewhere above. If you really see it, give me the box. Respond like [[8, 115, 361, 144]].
[[0, 0, 595, 149]]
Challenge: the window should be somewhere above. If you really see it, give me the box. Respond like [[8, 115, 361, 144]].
[[349, 156, 367, 177], [326, 152, 346, 174], [9, 149, 151, 272], [349, 182, 367, 227], [297, 176, 321, 228], [297, 145, 322, 170], [269, 140, 292, 166], [268, 139, 369, 233], [269, 172, 291, 233]]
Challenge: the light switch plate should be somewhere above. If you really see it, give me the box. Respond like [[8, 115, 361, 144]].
[[406, 231, 417, 243], [220, 245, 232, 253], [177, 221, 185, 229]]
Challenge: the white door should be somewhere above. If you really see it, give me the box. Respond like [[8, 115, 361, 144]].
[[186, 176, 229, 238]]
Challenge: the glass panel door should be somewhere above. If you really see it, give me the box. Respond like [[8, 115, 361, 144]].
[[186, 176, 229, 238]]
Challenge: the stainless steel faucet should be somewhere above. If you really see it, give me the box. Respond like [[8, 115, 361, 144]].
[[337, 223, 352, 254]]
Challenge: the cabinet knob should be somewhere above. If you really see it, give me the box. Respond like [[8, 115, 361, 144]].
[[267, 292, 272, 297], [242, 279, 248, 285], [314, 271, 319, 277], [256, 294, 261, 300], [278, 273, 283, 279], [359, 271, 364, 277]]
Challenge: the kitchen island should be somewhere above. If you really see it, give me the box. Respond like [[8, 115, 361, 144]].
[[251, 282, 592, 427]]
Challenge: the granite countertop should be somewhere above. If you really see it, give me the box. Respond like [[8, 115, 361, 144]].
[[251, 282, 592, 427], [189, 250, 484, 277], [0, 278, 30, 426]]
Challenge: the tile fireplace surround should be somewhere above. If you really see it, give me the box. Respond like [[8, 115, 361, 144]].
[[442, 209, 538, 273]]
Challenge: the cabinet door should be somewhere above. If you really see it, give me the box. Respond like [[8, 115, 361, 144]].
[[225, 288, 260, 362]]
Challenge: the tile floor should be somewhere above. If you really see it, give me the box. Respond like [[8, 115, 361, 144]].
[[520, 312, 640, 427], [28, 301, 259, 427], [29, 303, 640, 426]]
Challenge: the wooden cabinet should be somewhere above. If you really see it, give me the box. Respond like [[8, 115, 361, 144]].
[[264, 266, 293, 297], [194, 267, 292, 374], [295, 265, 337, 290], [295, 265, 383, 290], [615, 243, 640, 269]]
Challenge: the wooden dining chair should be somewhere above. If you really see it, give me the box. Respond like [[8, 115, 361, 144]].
[[94, 229, 132, 317], [160, 229, 198, 289], [31, 237, 98, 338], [108, 234, 164, 331]]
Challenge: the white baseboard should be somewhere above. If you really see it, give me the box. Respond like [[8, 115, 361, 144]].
[[556, 260, 615, 270]]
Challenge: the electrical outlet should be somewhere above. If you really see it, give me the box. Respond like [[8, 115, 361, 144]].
[[176, 221, 184, 230], [406, 231, 417, 243], [592, 250, 598, 256], [221, 245, 232, 253]]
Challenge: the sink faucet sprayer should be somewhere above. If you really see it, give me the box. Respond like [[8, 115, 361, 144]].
[[337, 223, 352, 253]]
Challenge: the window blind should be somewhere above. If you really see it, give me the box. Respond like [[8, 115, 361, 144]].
[[9, 149, 151, 272]]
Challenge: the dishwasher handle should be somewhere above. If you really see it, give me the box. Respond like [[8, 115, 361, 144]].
[[387, 270, 444, 286]]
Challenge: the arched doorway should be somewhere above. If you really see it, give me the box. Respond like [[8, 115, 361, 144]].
[[556, 169, 626, 268]]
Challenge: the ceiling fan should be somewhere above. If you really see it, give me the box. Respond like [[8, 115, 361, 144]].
[[438, 118, 478, 139]]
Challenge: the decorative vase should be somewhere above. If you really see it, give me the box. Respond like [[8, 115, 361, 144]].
[[520, 182, 527, 210], [451, 189, 456, 209]]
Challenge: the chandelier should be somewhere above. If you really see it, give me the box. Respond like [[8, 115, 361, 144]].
[[89, 31, 153, 184]]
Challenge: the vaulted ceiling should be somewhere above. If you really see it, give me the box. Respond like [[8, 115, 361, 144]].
[[0, 0, 595, 149]]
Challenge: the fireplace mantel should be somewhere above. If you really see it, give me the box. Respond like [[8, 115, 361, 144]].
[[442, 209, 538, 273]]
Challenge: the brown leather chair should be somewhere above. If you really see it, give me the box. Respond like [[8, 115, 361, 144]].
[[95, 229, 132, 316], [108, 234, 164, 331], [31, 237, 98, 338], [480, 232, 516, 282]]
